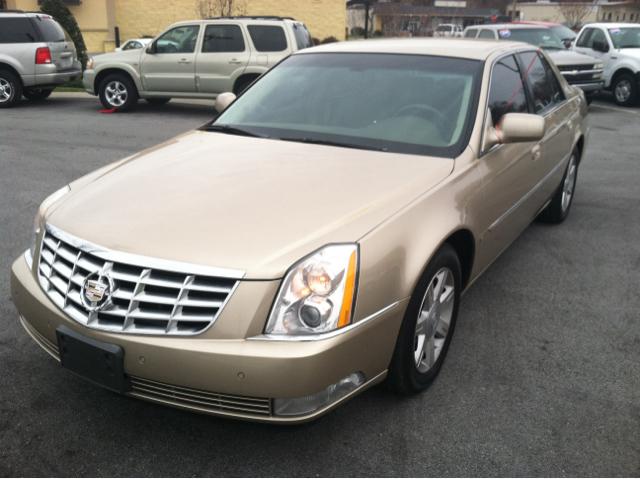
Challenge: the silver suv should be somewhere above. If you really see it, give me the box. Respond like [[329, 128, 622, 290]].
[[83, 16, 313, 111], [0, 10, 82, 108]]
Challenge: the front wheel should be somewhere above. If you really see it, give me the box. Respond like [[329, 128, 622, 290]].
[[387, 244, 461, 394], [612, 73, 638, 107], [23, 87, 53, 101], [98, 74, 138, 111]]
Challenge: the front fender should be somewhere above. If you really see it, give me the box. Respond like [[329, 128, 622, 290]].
[[93, 63, 143, 93]]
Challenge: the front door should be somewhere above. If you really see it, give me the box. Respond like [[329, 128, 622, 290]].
[[141, 24, 201, 93]]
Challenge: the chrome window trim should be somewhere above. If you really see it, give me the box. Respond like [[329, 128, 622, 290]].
[[249, 301, 402, 342], [44, 223, 245, 279]]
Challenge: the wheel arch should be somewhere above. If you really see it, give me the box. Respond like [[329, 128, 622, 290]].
[[94, 67, 141, 95], [610, 67, 636, 89], [574, 134, 586, 165], [233, 72, 262, 94], [0, 62, 23, 86], [443, 229, 476, 290]]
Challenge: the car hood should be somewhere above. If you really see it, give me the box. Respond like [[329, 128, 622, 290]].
[[93, 48, 142, 65], [547, 49, 598, 66], [47, 131, 454, 279]]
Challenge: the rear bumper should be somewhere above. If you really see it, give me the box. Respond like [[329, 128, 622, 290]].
[[10, 254, 405, 423], [23, 68, 82, 88]]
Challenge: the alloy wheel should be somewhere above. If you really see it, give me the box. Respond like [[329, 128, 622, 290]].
[[105, 80, 128, 107], [614, 79, 632, 104], [414, 267, 455, 373], [0, 78, 13, 104], [561, 154, 577, 213]]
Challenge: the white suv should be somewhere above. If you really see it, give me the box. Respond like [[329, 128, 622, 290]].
[[83, 16, 313, 111], [573, 23, 640, 106]]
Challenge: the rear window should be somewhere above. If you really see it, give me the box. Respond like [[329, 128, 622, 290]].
[[248, 25, 287, 52], [292, 23, 312, 50], [0, 17, 39, 43], [34, 16, 67, 42]]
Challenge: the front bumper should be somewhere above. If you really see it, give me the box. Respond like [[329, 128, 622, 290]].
[[571, 80, 604, 94], [11, 255, 405, 423]]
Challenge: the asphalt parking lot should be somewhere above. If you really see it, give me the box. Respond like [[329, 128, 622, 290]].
[[0, 94, 638, 477]]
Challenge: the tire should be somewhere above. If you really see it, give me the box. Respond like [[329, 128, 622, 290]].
[[387, 243, 462, 394], [585, 92, 594, 105], [233, 75, 259, 95], [611, 72, 638, 107], [23, 88, 53, 101], [537, 150, 579, 224], [145, 97, 171, 106], [0, 69, 23, 108], [98, 73, 138, 111]]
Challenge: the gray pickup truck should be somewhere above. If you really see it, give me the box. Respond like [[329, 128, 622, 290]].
[[0, 10, 82, 108]]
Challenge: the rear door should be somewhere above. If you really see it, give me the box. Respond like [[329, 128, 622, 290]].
[[32, 14, 78, 71], [196, 23, 249, 94], [141, 24, 200, 93]]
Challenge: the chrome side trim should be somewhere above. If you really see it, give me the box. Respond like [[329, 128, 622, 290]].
[[488, 153, 568, 232], [45, 223, 245, 280], [249, 301, 402, 342]]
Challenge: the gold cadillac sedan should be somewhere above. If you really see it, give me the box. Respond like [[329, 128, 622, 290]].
[[10, 39, 588, 423]]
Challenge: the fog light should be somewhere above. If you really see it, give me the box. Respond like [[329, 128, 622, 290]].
[[273, 372, 365, 416]]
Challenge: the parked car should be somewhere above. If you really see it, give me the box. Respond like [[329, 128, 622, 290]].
[[115, 37, 153, 52], [513, 21, 578, 48], [434, 23, 463, 38], [12, 39, 588, 423], [465, 24, 604, 102], [573, 23, 640, 106], [83, 16, 314, 111], [0, 10, 82, 108]]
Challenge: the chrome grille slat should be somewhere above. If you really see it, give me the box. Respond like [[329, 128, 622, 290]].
[[37, 226, 239, 336]]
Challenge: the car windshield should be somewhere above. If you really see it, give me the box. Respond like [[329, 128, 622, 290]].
[[550, 25, 576, 41], [501, 28, 566, 50], [608, 27, 640, 49], [210, 53, 482, 157]]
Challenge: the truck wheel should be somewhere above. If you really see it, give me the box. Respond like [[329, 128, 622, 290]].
[[23, 88, 53, 101], [0, 69, 23, 108], [99, 74, 138, 111], [612, 72, 638, 107]]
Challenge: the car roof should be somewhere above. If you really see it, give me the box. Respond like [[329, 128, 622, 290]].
[[583, 22, 640, 29], [299, 38, 533, 60], [477, 23, 548, 31]]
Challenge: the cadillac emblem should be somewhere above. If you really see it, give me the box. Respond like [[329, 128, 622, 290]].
[[81, 272, 114, 312]]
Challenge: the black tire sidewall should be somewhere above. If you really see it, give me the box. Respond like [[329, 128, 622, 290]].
[[23, 88, 53, 101], [388, 244, 462, 393], [613, 73, 638, 107], [99, 74, 138, 111], [537, 151, 579, 224], [0, 70, 23, 108]]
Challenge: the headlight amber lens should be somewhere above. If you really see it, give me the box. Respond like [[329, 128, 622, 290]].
[[265, 244, 358, 336]]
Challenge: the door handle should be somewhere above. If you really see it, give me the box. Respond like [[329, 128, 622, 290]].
[[177, 59, 191, 64], [532, 145, 542, 161], [229, 59, 243, 65]]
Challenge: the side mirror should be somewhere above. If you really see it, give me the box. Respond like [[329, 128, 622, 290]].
[[146, 43, 156, 54], [592, 39, 609, 53], [214, 92, 236, 113], [497, 113, 545, 144]]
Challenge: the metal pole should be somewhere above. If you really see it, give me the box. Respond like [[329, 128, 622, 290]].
[[364, 1, 370, 39], [114, 26, 120, 48]]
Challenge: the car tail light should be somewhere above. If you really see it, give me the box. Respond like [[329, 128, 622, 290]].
[[35, 47, 52, 65]]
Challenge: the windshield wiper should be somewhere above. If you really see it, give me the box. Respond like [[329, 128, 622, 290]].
[[204, 124, 266, 138], [278, 137, 387, 152]]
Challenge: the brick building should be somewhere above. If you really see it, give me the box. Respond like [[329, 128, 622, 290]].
[[5, 0, 346, 53]]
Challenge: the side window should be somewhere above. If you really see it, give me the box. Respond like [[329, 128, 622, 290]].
[[155, 25, 200, 54], [247, 25, 288, 52], [464, 29, 478, 38], [0, 18, 39, 43], [590, 28, 609, 50], [478, 30, 496, 39], [292, 23, 313, 50], [538, 53, 565, 104], [488, 54, 529, 126], [518, 51, 562, 113], [202, 25, 245, 53], [575, 28, 593, 47]]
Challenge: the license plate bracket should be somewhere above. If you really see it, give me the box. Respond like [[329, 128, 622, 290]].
[[56, 325, 128, 393]]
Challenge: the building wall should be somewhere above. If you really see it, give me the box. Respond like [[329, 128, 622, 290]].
[[516, 2, 600, 24], [9, 0, 346, 53]]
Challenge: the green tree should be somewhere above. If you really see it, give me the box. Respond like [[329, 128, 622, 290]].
[[40, 0, 88, 69]]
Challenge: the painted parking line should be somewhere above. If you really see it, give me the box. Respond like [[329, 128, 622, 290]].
[[591, 102, 640, 115]]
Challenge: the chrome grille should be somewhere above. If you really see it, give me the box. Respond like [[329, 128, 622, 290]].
[[37, 225, 240, 335], [129, 376, 272, 417]]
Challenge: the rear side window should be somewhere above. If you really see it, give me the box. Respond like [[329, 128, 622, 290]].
[[519, 51, 564, 113], [248, 25, 287, 52], [202, 25, 245, 53], [34, 16, 67, 42], [0, 17, 39, 43], [292, 23, 313, 50], [478, 30, 495, 39], [464, 29, 478, 38], [488, 54, 528, 126]]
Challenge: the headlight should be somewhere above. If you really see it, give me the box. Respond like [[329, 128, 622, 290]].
[[265, 244, 358, 336], [26, 185, 71, 268], [594, 63, 604, 70], [86, 57, 95, 70]]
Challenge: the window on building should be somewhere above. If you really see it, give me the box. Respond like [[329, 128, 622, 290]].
[[488, 54, 528, 126], [0, 0, 7, 9], [247, 25, 287, 52], [202, 25, 245, 52], [608, 12, 612, 20]]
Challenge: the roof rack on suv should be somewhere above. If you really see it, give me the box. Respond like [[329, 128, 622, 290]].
[[0, 9, 26, 13], [206, 15, 296, 21]]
